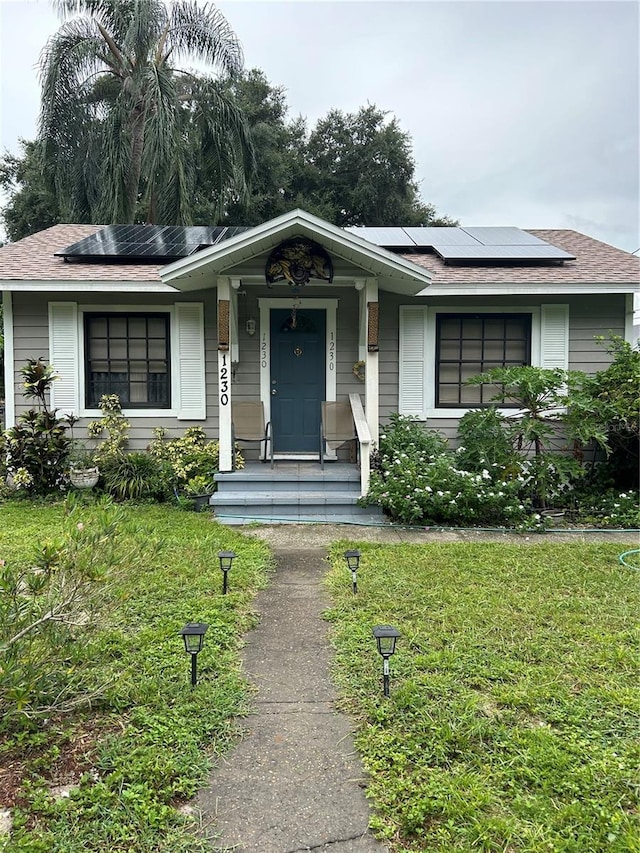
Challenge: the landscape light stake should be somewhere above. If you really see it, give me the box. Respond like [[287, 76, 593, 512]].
[[344, 550, 361, 594], [218, 550, 236, 595], [372, 625, 401, 697], [180, 622, 209, 687]]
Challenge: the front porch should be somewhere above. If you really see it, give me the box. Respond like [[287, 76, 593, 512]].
[[210, 461, 385, 525]]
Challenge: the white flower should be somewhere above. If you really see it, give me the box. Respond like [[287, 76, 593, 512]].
[[481, 469, 491, 479], [437, 490, 444, 497], [425, 486, 432, 493]]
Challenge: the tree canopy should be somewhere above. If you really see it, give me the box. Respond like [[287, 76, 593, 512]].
[[37, 0, 253, 224], [1, 58, 455, 238]]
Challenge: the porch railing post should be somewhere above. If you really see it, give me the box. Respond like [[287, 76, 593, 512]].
[[218, 277, 233, 472]]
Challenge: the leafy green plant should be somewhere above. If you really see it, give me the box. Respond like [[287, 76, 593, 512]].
[[87, 395, 131, 464], [456, 407, 520, 471], [566, 336, 639, 488], [149, 426, 241, 495], [0, 498, 150, 725], [0, 358, 72, 495], [466, 366, 586, 508], [99, 452, 170, 501]]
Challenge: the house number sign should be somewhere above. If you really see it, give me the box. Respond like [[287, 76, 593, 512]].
[[219, 352, 229, 406]]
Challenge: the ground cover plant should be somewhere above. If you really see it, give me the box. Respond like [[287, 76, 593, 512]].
[[325, 541, 640, 852], [0, 500, 272, 852]]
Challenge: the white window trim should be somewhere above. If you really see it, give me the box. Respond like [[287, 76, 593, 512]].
[[427, 305, 541, 417], [78, 304, 177, 418], [401, 304, 561, 419]]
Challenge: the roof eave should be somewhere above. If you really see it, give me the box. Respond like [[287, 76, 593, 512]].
[[0, 279, 177, 292], [416, 281, 640, 297]]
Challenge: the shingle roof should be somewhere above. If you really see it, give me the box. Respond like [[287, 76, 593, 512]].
[[0, 224, 163, 281], [399, 230, 640, 284], [0, 223, 637, 286]]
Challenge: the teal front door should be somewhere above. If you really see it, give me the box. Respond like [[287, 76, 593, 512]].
[[270, 308, 326, 453]]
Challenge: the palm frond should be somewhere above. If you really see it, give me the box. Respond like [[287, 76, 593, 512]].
[[166, 1, 243, 76]]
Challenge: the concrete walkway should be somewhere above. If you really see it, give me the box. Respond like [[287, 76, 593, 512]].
[[197, 545, 387, 852]]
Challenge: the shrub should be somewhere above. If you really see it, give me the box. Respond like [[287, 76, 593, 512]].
[[0, 498, 153, 726], [567, 336, 639, 489], [368, 415, 536, 528], [99, 451, 171, 501], [87, 394, 130, 463], [367, 453, 532, 528], [149, 425, 241, 494], [0, 358, 71, 495], [456, 408, 520, 471]]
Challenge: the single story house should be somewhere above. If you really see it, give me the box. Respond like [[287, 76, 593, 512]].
[[1, 209, 638, 520]]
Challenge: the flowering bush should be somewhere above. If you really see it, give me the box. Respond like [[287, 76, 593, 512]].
[[149, 426, 242, 494], [368, 452, 532, 527]]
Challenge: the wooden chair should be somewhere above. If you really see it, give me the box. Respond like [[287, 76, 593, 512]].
[[319, 401, 356, 469], [232, 402, 273, 469]]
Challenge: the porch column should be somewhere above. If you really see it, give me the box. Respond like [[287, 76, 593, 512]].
[[217, 277, 233, 472], [364, 278, 379, 446]]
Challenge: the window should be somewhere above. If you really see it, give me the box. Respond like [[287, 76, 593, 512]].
[[399, 304, 568, 419], [84, 313, 170, 408], [435, 313, 531, 407]]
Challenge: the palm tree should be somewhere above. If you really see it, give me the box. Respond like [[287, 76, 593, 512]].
[[39, 0, 254, 224]]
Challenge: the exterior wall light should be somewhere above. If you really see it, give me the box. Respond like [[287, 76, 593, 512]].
[[245, 318, 257, 336], [372, 625, 401, 697], [218, 550, 236, 594], [344, 549, 361, 594], [180, 622, 209, 686]]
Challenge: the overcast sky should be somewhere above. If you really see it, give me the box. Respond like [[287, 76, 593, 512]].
[[0, 0, 638, 251]]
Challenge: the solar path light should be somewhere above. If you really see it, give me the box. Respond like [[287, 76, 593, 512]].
[[344, 549, 361, 594], [218, 550, 236, 595], [372, 625, 401, 697], [180, 622, 209, 686]]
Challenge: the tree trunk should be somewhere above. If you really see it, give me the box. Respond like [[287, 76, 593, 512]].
[[126, 103, 147, 223]]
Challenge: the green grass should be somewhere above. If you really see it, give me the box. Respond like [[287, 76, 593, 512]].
[[0, 501, 273, 852], [325, 542, 640, 853]]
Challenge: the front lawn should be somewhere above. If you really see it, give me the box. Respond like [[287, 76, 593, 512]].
[[0, 501, 272, 852], [326, 542, 640, 853]]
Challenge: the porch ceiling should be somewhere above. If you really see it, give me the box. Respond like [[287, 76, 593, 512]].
[[160, 209, 433, 295]]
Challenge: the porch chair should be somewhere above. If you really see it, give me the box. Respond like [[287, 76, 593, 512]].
[[231, 401, 273, 469], [319, 400, 357, 470]]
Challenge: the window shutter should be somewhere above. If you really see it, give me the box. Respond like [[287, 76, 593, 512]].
[[399, 307, 427, 417], [175, 302, 206, 420], [48, 302, 79, 415], [540, 304, 569, 370]]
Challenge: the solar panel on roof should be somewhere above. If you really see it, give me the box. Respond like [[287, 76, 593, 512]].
[[402, 227, 481, 247], [434, 244, 576, 262], [56, 224, 250, 262], [346, 226, 416, 247], [461, 227, 546, 246]]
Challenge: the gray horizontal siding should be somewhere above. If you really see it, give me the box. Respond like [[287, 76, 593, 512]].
[[379, 292, 627, 445], [10, 291, 219, 451], [7, 288, 627, 454]]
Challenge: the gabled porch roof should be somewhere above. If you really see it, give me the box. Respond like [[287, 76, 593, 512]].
[[160, 208, 433, 295]]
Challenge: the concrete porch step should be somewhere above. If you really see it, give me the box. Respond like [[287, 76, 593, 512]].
[[210, 491, 384, 525], [215, 468, 360, 494], [211, 462, 384, 525]]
